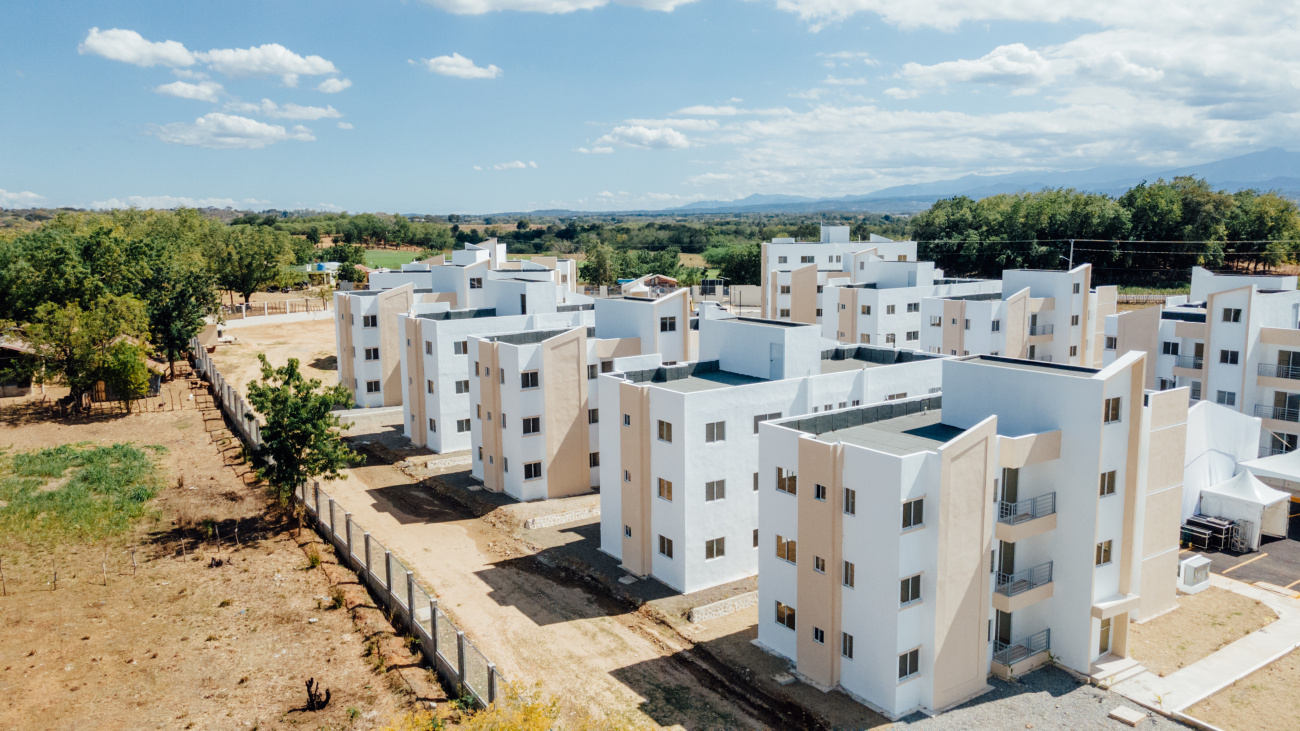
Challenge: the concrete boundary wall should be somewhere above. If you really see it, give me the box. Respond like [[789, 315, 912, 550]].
[[523, 505, 601, 530], [688, 591, 759, 623]]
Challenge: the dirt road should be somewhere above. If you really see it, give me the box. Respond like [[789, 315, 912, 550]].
[[323, 459, 776, 730]]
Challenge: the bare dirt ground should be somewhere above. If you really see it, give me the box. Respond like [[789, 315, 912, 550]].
[[1128, 587, 1277, 677], [1186, 647, 1300, 731], [209, 318, 339, 401], [0, 377, 440, 731]]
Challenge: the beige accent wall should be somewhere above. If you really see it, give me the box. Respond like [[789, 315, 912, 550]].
[[795, 438, 844, 688], [942, 299, 965, 355], [791, 264, 819, 324], [337, 296, 355, 396], [1077, 265, 1093, 367], [768, 271, 779, 319], [680, 289, 692, 360], [596, 337, 642, 359], [1135, 388, 1187, 619], [1092, 286, 1118, 367], [420, 291, 458, 308], [1174, 321, 1206, 340], [931, 417, 997, 711], [1115, 306, 1161, 389], [404, 318, 427, 448], [480, 342, 504, 492], [1030, 297, 1054, 314], [619, 382, 653, 576], [377, 285, 414, 407], [836, 287, 857, 342], [1114, 355, 1146, 598], [997, 430, 1061, 469], [1261, 327, 1300, 347], [1004, 289, 1029, 359], [760, 243, 770, 318], [542, 329, 593, 498]]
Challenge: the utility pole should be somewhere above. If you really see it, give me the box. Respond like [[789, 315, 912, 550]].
[[1068, 239, 1075, 269]]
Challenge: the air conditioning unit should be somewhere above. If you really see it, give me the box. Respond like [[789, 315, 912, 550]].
[[1178, 555, 1211, 594]]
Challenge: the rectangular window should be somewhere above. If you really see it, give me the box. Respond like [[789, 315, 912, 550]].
[[1220, 350, 1239, 365], [426, 379, 434, 394], [843, 561, 855, 588], [1096, 540, 1113, 566], [899, 649, 920, 682], [454, 341, 468, 355], [902, 498, 924, 530], [886, 333, 896, 344], [658, 420, 673, 442], [886, 392, 907, 401], [522, 416, 541, 436], [456, 419, 470, 432], [623, 469, 631, 482], [860, 334, 870, 344], [777, 256, 787, 264], [1071, 314, 1080, 326], [842, 632, 854, 659], [861, 305, 870, 315], [1105, 336, 1118, 350], [813, 627, 825, 644], [814, 556, 825, 573], [624, 524, 631, 537], [1100, 470, 1117, 496], [705, 537, 725, 560], [456, 380, 469, 394], [524, 461, 542, 480], [816, 285, 824, 294], [365, 380, 381, 393], [1070, 345, 1079, 357], [900, 574, 921, 607], [659, 535, 673, 558], [779, 308, 791, 318], [425, 341, 432, 355], [589, 452, 600, 468], [844, 488, 856, 515], [753, 412, 781, 434], [814, 483, 827, 501], [474, 361, 480, 376], [1162, 341, 1179, 356], [705, 479, 726, 501], [478, 447, 482, 461], [1104, 396, 1122, 424], [1073, 283, 1081, 294], [815, 308, 822, 317], [905, 331, 919, 342], [588, 408, 599, 424], [775, 535, 797, 564], [705, 421, 726, 442], [964, 318, 970, 330], [991, 319, 1001, 332], [776, 467, 797, 495], [428, 418, 437, 432], [623, 414, 631, 427], [362, 314, 377, 328], [1216, 390, 1237, 406], [753, 472, 759, 491], [906, 302, 919, 313], [364, 347, 379, 361], [886, 304, 896, 315], [588, 364, 598, 379], [657, 478, 673, 501], [800, 255, 814, 263], [1223, 308, 1242, 323], [776, 601, 795, 630], [521, 370, 539, 389], [780, 285, 791, 294], [469, 277, 483, 289], [660, 316, 677, 332], [476, 404, 481, 419], [929, 316, 942, 327]]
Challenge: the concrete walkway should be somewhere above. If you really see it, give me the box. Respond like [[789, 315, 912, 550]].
[[1114, 574, 1300, 712]]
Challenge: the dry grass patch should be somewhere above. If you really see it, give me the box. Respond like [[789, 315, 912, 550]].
[[1186, 647, 1300, 731], [1128, 587, 1276, 676]]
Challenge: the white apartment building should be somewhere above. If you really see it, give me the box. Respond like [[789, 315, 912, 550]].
[[337, 246, 587, 409], [468, 289, 702, 500], [1104, 266, 1300, 457], [598, 315, 947, 594], [762, 226, 916, 322], [756, 353, 1187, 718], [920, 264, 1117, 366]]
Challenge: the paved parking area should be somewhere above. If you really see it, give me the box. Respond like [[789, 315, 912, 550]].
[[1188, 509, 1300, 590]]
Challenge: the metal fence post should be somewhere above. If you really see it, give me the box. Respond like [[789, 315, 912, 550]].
[[430, 598, 439, 660], [313, 482, 321, 523], [488, 663, 497, 704], [344, 514, 353, 568], [384, 551, 393, 594], [456, 631, 466, 694], [328, 498, 336, 537], [363, 533, 371, 580], [406, 571, 415, 626]]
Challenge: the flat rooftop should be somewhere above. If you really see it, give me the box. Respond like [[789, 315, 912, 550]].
[[822, 410, 963, 455], [654, 370, 767, 393], [820, 358, 889, 374], [966, 354, 1097, 378]]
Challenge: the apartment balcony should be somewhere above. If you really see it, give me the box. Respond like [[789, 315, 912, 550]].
[[992, 629, 1051, 680], [1258, 363, 1300, 390], [996, 492, 1057, 542], [1030, 354, 1053, 363], [1259, 446, 1293, 458], [1255, 404, 1300, 423], [1028, 324, 1054, 336], [993, 561, 1054, 613], [1174, 355, 1205, 379]]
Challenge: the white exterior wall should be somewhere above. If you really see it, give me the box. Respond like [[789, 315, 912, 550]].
[[337, 292, 387, 407]]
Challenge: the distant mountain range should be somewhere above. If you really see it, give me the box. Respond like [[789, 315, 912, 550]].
[[666, 148, 1300, 215]]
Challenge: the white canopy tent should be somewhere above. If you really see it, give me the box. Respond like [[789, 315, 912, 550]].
[[1182, 401, 1262, 520], [1198, 471, 1291, 551], [1239, 449, 1300, 497]]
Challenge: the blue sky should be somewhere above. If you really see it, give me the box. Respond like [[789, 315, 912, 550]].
[[0, 0, 1295, 213]]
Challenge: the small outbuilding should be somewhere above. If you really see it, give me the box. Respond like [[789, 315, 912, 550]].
[[1198, 471, 1291, 552]]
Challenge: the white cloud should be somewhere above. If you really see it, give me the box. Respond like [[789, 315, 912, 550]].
[[145, 113, 315, 149], [317, 77, 353, 93], [884, 86, 919, 99], [171, 69, 209, 80], [673, 105, 791, 117], [490, 160, 538, 169], [596, 125, 691, 149], [817, 51, 880, 68], [576, 146, 614, 153], [823, 75, 868, 85], [0, 189, 44, 207], [90, 195, 271, 210], [626, 117, 719, 132], [415, 53, 502, 79], [338, 122, 354, 130], [227, 99, 343, 120], [201, 44, 337, 85], [896, 43, 1054, 94], [416, 0, 697, 14], [473, 165, 483, 170], [79, 27, 196, 68], [154, 80, 224, 102]]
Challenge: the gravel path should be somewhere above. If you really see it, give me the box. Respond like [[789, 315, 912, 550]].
[[892, 667, 1187, 730]]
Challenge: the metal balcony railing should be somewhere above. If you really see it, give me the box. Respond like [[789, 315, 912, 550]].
[[995, 561, 1053, 597], [1259, 363, 1300, 380], [1190, 384, 1202, 401], [1255, 404, 1300, 422], [1028, 324, 1054, 336], [998, 493, 1056, 525], [993, 629, 1051, 666], [1259, 446, 1294, 458], [1030, 354, 1053, 363], [1175, 355, 1204, 369]]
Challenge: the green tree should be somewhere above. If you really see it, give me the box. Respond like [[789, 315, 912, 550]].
[[103, 340, 152, 412], [23, 294, 150, 411], [147, 258, 220, 378], [578, 240, 617, 287], [305, 225, 322, 246], [517, 218, 530, 230], [245, 355, 361, 501], [703, 244, 761, 285], [338, 262, 366, 284], [207, 225, 293, 305]]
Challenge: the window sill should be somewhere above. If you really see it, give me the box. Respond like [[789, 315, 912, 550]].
[[897, 673, 922, 687], [899, 600, 921, 612], [901, 524, 926, 536]]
